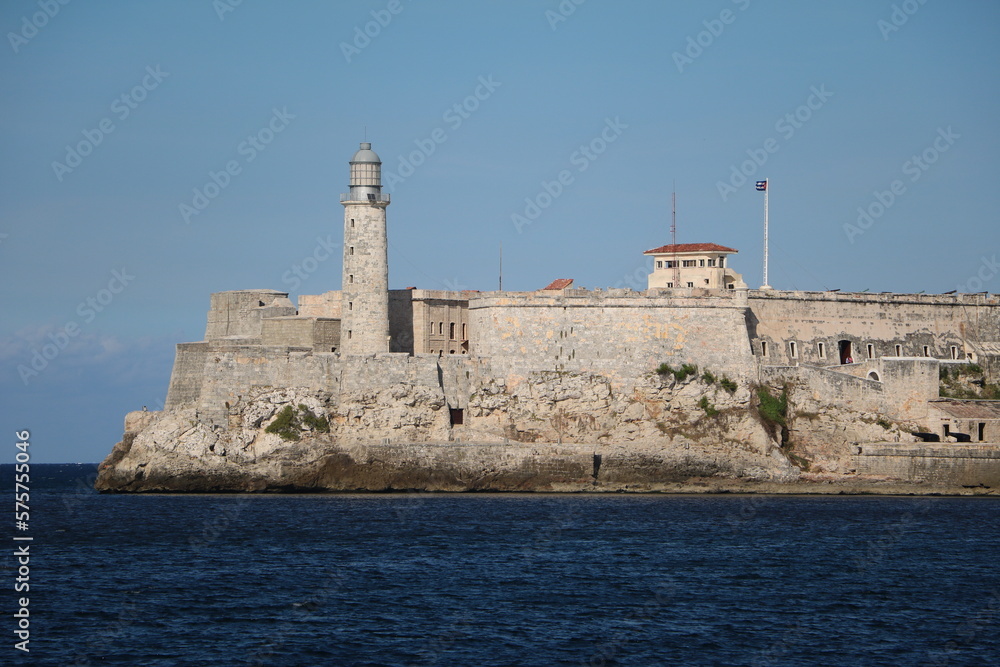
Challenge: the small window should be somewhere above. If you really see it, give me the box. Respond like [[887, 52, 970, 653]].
[[438, 322, 443, 335], [818, 342, 826, 359], [950, 346, 959, 360], [347, 330, 352, 339], [683, 260, 697, 268], [656, 261, 663, 268], [867, 344, 874, 359], [449, 323, 456, 340], [349, 246, 354, 255], [789, 341, 797, 358], [719, 257, 725, 267], [708, 259, 716, 267], [895, 344, 902, 356], [666, 282, 674, 288], [699, 259, 705, 267], [350, 218, 355, 227], [462, 323, 467, 339], [761, 341, 768, 356], [923, 345, 930, 357], [449, 408, 464, 425], [704, 279, 710, 285], [430, 321, 434, 334], [686, 282, 694, 288], [348, 302, 353, 311], [349, 275, 354, 284]]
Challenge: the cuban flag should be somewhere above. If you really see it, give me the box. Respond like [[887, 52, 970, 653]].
[[755, 180, 767, 191]]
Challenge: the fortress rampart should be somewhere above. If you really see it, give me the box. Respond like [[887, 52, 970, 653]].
[[468, 289, 754, 383], [748, 290, 1000, 371]]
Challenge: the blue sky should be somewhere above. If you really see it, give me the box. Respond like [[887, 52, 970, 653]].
[[2, 0, 998, 463]]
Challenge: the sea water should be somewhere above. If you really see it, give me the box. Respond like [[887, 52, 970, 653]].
[[3, 464, 999, 666]]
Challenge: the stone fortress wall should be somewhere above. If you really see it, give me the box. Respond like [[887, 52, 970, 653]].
[[748, 290, 1000, 370]]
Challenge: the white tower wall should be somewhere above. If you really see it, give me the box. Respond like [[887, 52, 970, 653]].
[[341, 142, 390, 355]]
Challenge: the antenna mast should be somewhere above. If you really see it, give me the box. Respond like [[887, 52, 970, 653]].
[[671, 185, 680, 288]]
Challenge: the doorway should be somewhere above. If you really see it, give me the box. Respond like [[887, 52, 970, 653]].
[[839, 340, 853, 364]]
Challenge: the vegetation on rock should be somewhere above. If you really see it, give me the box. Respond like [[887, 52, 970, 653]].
[[656, 363, 698, 382], [265, 404, 330, 441], [756, 386, 788, 427], [939, 364, 1000, 399]]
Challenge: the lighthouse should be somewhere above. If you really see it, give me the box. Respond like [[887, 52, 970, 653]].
[[340, 142, 390, 355]]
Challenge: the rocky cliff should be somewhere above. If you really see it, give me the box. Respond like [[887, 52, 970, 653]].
[[96, 370, 806, 492]]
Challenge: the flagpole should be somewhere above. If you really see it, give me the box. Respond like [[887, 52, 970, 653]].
[[761, 178, 771, 290]]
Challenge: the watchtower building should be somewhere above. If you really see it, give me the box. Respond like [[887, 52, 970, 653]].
[[341, 142, 391, 355]]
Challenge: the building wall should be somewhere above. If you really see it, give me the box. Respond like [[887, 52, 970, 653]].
[[204, 290, 296, 339], [261, 317, 340, 352], [389, 289, 471, 355], [647, 253, 744, 289], [298, 291, 341, 319], [468, 289, 756, 382], [854, 443, 1000, 486], [341, 201, 389, 355], [748, 291, 1000, 367]]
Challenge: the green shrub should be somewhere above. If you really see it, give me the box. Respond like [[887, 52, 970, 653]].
[[264, 404, 330, 440], [720, 377, 738, 393], [300, 405, 330, 433], [675, 364, 697, 382], [701, 371, 717, 385], [698, 396, 718, 417], [265, 405, 300, 441], [656, 363, 698, 382], [876, 417, 892, 430], [757, 387, 788, 427]]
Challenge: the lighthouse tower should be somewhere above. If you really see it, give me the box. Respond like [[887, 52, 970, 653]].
[[340, 142, 390, 355]]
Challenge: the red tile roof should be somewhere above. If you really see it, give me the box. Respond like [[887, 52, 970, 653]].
[[644, 243, 738, 255], [542, 278, 574, 290]]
